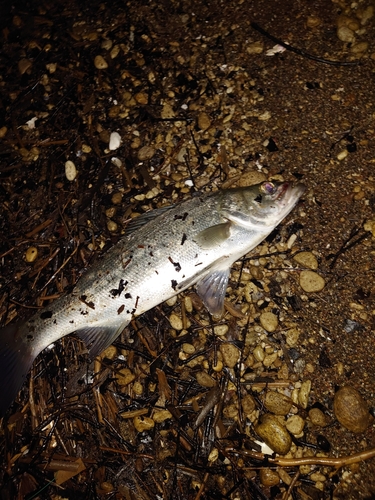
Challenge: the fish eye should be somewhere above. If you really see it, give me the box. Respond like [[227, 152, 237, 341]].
[[260, 182, 276, 195]]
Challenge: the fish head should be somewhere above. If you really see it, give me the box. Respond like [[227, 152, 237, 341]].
[[222, 181, 306, 228]]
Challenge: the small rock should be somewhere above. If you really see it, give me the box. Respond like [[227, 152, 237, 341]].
[[135, 92, 148, 105], [333, 386, 371, 433], [299, 270, 325, 293], [241, 394, 256, 417], [337, 26, 355, 43], [161, 102, 175, 119], [214, 324, 228, 336], [253, 345, 265, 362], [237, 170, 267, 187], [133, 415, 155, 432], [298, 379, 311, 409], [116, 368, 135, 386], [107, 220, 118, 232], [309, 407, 328, 427], [109, 131, 121, 150], [286, 414, 305, 435], [18, 58, 32, 75], [138, 145, 155, 161], [65, 160, 77, 181], [111, 192, 123, 205], [169, 313, 183, 330], [0, 126, 7, 138], [293, 251, 318, 270], [337, 149, 348, 161], [195, 371, 216, 388], [220, 343, 240, 368], [197, 112, 211, 131], [255, 414, 292, 455], [306, 16, 322, 28], [285, 328, 300, 347], [260, 311, 278, 332], [153, 409, 172, 423], [258, 111, 271, 121], [246, 41, 263, 54], [25, 246, 38, 263], [94, 55, 108, 69], [350, 41, 369, 54], [264, 391, 293, 416], [259, 468, 280, 487], [361, 5, 374, 25]]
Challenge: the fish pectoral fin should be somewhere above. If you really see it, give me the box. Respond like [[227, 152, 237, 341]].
[[196, 267, 231, 318], [75, 323, 127, 360], [193, 221, 232, 250]]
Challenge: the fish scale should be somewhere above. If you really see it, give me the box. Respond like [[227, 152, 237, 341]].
[[0, 181, 305, 415]]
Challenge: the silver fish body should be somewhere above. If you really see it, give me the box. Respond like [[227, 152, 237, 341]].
[[0, 181, 305, 415]]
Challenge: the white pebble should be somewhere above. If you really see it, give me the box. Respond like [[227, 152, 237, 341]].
[[65, 160, 77, 181], [109, 131, 121, 150]]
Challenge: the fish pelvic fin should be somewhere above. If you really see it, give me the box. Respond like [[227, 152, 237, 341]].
[[0, 322, 37, 416], [75, 322, 129, 360]]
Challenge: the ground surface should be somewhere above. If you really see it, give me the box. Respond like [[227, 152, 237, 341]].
[[0, 0, 375, 498]]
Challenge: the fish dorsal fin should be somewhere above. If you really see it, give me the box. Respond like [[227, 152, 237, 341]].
[[193, 221, 232, 250], [75, 324, 126, 359], [196, 267, 231, 318], [126, 205, 175, 235]]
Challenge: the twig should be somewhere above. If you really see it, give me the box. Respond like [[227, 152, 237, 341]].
[[226, 446, 375, 468], [251, 22, 360, 66]]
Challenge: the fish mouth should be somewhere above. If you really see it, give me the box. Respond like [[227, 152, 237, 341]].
[[275, 182, 306, 203]]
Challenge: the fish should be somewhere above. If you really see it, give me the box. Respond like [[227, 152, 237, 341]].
[[0, 180, 305, 415]]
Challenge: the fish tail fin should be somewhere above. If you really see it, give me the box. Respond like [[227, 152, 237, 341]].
[[0, 323, 36, 416]]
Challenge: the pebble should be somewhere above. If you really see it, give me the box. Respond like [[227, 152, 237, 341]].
[[197, 112, 211, 131], [0, 126, 7, 138], [65, 160, 77, 181], [220, 343, 240, 368], [253, 345, 265, 362], [138, 145, 155, 161], [259, 468, 280, 487], [306, 16, 322, 28], [246, 41, 263, 54], [153, 409, 172, 423], [169, 313, 183, 331], [107, 220, 118, 232], [285, 328, 300, 347], [195, 371, 216, 388], [214, 324, 229, 336], [241, 394, 256, 417], [286, 414, 305, 435], [333, 386, 371, 433], [238, 170, 267, 186], [293, 251, 318, 270], [255, 414, 292, 455], [25, 246, 38, 263], [308, 408, 328, 427], [109, 131, 121, 150], [133, 415, 155, 432], [18, 58, 32, 75], [298, 380, 311, 409], [161, 102, 175, 119], [299, 270, 325, 293], [337, 149, 348, 161], [116, 368, 135, 386], [264, 391, 293, 415], [263, 352, 278, 367], [111, 192, 123, 205], [337, 26, 355, 43], [260, 311, 278, 332], [94, 55, 108, 69], [350, 41, 369, 54]]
